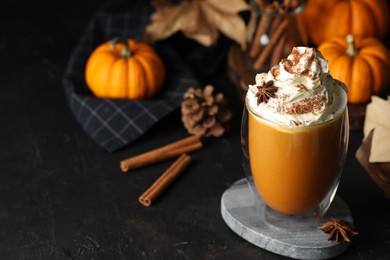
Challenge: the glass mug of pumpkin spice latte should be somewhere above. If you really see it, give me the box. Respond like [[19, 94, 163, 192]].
[[241, 47, 349, 226]]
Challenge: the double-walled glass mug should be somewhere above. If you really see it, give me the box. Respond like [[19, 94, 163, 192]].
[[241, 96, 349, 228]]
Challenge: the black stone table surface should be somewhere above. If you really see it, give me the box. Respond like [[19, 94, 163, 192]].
[[1, 0, 390, 259]]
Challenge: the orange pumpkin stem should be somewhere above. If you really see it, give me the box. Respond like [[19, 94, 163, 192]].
[[346, 34, 357, 57], [110, 37, 132, 58]]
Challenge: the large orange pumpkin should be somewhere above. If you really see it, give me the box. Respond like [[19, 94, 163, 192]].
[[85, 37, 165, 99], [303, 0, 389, 46], [318, 35, 390, 104]]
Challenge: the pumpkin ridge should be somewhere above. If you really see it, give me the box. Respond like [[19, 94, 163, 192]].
[[134, 53, 165, 85], [319, 46, 343, 64], [360, 55, 376, 95], [359, 48, 390, 63], [318, 39, 344, 50], [87, 53, 118, 97], [329, 55, 353, 97], [359, 54, 386, 95], [365, 41, 390, 90], [351, 56, 372, 103], [109, 58, 129, 98], [134, 44, 156, 54], [135, 49, 162, 60], [350, 1, 376, 37], [302, 0, 336, 46], [358, 0, 390, 38], [360, 37, 390, 55], [129, 57, 147, 99], [324, 1, 351, 41], [133, 55, 155, 98], [102, 58, 116, 98], [359, 43, 390, 64], [138, 54, 165, 76], [133, 46, 165, 67]]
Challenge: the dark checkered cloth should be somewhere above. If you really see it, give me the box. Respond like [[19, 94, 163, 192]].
[[62, 0, 208, 153]]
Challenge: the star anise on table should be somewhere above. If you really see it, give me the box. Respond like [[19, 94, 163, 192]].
[[318, 218, 359, 243], [255, 80, 278, 105]]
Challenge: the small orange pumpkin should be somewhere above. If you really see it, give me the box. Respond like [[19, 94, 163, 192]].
[[85, 37, 165, 99], [318, 35, 390, 104], [303, 0, 389, 46]]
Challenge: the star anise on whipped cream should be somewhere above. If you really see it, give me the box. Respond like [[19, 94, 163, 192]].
[[255, 80, 278, 105], [318, 218, 358, 243]]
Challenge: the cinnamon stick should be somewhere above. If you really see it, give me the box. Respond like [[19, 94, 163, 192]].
[[270, 33, 286, 68], [283, 0, 292, 9], [249, 4, 276, 59], [286, 0, 300, 10], [255, 0, 270, 9], [120, 135, 202, 172], [270, 5, 287, 33], [139, 153, 192, 207], [253, 17, 289, 70]]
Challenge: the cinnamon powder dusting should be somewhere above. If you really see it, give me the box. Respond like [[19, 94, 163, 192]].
[[296, 84, 307, 91], [283, 96, 326, 115], [270, 66, 280, 78], [281, 48, 317, 79]]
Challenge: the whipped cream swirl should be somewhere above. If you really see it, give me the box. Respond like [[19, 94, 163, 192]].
[[246, 47, 347, 127]]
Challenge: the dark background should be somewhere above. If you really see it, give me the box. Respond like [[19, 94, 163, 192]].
[[1, 0, 389, 259]]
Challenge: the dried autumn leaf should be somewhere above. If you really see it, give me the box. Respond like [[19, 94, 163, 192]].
[[144, 0, 249, 49]]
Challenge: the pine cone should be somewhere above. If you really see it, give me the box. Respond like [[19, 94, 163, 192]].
[[181, 85, 233, 138]]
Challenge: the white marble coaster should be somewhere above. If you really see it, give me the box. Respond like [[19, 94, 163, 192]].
[[221, 178, 353, 259]]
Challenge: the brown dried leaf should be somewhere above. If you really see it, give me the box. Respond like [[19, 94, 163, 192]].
[[144, 0, 249, 49], [200, 0, 249, 49]]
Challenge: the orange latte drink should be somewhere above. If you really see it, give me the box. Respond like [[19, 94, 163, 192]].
[[245, 47, 348, 215]]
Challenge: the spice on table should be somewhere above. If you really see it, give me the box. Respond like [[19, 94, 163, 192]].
[[318, 218, 359, 243], [120, 135, 202, 172], [139, 153, 192, 207]]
